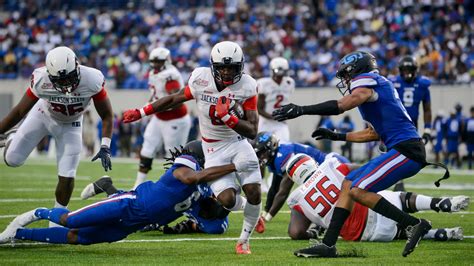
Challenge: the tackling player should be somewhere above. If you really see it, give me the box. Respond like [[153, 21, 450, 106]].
[[0, 141, 257, 245], [122, 41, 261, 254], [133, 47, 191, 188], [391, 56, 432, 191], [0, 46, 113, 225], [280, 154, 467, 242], [273, 51, 449, 257]]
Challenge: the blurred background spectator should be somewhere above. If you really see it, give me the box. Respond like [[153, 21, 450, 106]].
[[0, 0, 472, 87]]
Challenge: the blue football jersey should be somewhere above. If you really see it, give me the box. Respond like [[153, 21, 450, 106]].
[[135, 155, 207, 226], [445, 117, 461, 138], [391, 75, 431, 128], [351, 72, 420, 149], [269, 143, 328, 176]]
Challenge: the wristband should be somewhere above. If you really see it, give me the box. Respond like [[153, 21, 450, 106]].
[[264, 213, 273, 222], [101, 137, 111, 148], [336, 132, 347, 141], [424, 123, 432, 129], [140, 104, 155, 117], [423, 128, 431, 134], [221, 114, 239, 128]]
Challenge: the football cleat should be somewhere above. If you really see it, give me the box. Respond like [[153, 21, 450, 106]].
[[140, 223, 162, 232], [163, 220, 198, 234], [255, 216, 266, 234], [294, 242, 337, 258], [403, 219, 432, 257], [0, 126, 18, 148], [80, 176, 113, 200], [437, 196, 470, 212], [17, 208, 45, 227], [447, 227, 463, 241], [0, 208, 42, 244], [236, 241, 251, 254]]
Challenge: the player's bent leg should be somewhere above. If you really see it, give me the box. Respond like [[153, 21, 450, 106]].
[[134, 156, 153, 189], [288, 209, 313, 240], [80, 176, 116, 200]]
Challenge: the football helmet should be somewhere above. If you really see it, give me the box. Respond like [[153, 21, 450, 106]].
[[269, 57, 289, 77], [45, 46, 80, 94], [210, 41, 244, 86], [149, 47, 171, 71], [335, 51, 378, 96], [285, 153, 319, 185], [183, 140, 205, 168], [398, 56, 418, 83], [252, 132, 279, 166]]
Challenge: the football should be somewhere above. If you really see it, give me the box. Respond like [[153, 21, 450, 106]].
[[228, 100, 245, 119]]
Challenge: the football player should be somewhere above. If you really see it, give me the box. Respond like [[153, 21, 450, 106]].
[[391, 56, 433, 191], [466, 106, 474, 169], [133, 47, 191, 189], [273, 51, 449, 257], [122, 41, 261, 254], [0, 46, 113, 225], [251, 131, 348, 230], [81, 174, 230, 235], [279, 154, 467, 242], [0, 141, 257, 245], [257, 57, 294, 143]]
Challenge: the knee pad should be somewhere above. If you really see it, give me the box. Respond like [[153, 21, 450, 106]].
[[139, 157, 153, 171], [399, 192, 418, 213]]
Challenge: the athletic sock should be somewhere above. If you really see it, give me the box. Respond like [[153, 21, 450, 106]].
[[35, 208, 69, 225], [322, 207, 350, 247], [373, 197, 419, 228], [239, 202, 261, 242], [414, 195, 433, 211], [15, 227, 69, 244], [134, 172, 147, 189]]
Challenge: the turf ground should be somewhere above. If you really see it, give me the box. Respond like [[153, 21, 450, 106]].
[[0, 158, 473, 265]]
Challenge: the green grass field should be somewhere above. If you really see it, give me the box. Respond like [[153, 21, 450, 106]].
[[0, 158, 473, 265]]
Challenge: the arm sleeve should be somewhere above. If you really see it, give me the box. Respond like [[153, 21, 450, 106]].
[[183, 85, 194, 100], [92, 88, 108, 101], [243, 95, 257, 111], [26, 87, 39, 100]]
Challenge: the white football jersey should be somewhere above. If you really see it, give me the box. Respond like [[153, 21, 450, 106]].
[[187, 67, 257, 141], [286, 157, 348, 228], [148, 65, 184, 100], [29, 65, 106, 123], [256, 76, 295, 114]]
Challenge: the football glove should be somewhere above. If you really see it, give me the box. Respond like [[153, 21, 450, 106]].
[[92, 145, 112, 171], [422, 128, 432, 145], [311, 128, 346, 141], [272, 103, 304, 121], [122, 109, 142, 123], [216, 96, 230, 119]]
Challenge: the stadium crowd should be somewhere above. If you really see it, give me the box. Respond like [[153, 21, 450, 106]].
[[1, 0, 473, 88]]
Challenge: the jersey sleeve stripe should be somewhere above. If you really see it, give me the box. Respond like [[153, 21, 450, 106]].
[[26, 88, 39, 100], [184, 85, 194, 100], [350, 78, 377, 90], [92, 88, 108, 101], [242, 95, 257, 110]]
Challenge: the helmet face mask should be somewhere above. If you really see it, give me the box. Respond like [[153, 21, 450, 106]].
[[398, 56, 418, 83], [46, 46, 81, 94], [210, 41, 244, 86], [269, 57, 289, 80]]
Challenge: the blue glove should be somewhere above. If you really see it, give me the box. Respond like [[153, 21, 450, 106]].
[[92, 145, 112, 171]]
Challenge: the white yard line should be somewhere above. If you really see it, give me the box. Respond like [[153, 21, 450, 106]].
[[1, 235, 473, 247]]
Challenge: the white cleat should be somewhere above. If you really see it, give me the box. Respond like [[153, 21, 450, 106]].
[[447, 227, 464, 241], [80, 183, 97, 200], [16, 208, 45, 227], [0, 126, 19, 148], [437, 196, 470, 212]]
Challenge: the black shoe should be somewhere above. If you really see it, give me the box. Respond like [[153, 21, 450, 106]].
[[393, 182, 406, 192], [402, 219, 432, 257], [163, 220, 198, 234], [294, 243, 337, 258], [140, 223, 161, 232]]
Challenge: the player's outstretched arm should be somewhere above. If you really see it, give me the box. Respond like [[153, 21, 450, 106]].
[[272, 87, 373, 121], [266, 174, 294, 220], [92, 94, 114, 171], [173, 164, 236, 185], [0, 92, 38, 133], [312, 125, 379, 143], [123, 89, 190, 123]]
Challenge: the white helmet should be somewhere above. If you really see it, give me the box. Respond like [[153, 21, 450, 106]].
[[210, 41, 244, 86], [45, 46, 80, 94], [149, 47, 171, 71], [269, 57, 289, 77], [285, 153, 319, 185]]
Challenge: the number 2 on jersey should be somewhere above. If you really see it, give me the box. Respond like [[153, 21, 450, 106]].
[[304, 176, 340, 217], [273, 94, 284, 108]]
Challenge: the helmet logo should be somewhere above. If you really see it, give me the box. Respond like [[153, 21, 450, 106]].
[[342, 52, 363, 64], [223, 57, 232, 64], [258, 134, 270, 142]]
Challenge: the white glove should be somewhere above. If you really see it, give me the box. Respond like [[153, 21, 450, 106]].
[[234, 157, 260, 172]]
